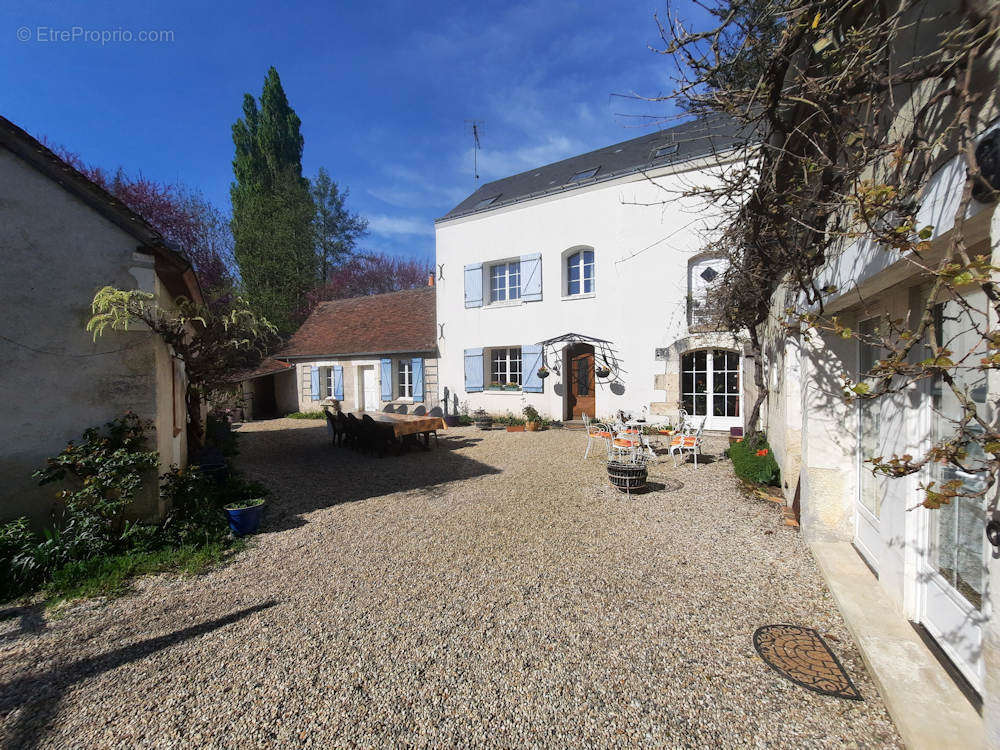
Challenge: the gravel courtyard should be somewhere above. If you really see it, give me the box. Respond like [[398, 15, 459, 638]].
[[1, 419, 901, 749]]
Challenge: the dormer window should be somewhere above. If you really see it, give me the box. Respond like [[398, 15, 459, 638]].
[[567, 167, 599, 183]]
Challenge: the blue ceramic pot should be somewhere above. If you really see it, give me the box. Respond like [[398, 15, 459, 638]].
[[225, 501, 265, 536]]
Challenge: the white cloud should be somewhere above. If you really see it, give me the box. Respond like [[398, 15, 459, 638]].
[[367, 214, 435, 237]]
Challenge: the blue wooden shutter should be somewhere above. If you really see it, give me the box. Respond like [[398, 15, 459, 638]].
[[380, 358, 393, 401], [464, 348, 484, 392], [520, 253, 542, 301], [522, 345, 544, 393], [333, 365, 344, 400], [412, 357, 424, 401], [310, 366, 321, 401], [464, 263, 483, 308]]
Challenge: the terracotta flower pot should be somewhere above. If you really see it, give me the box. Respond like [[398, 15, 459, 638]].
[[506, 425, 524, 432], [526, 421, 540, 432]]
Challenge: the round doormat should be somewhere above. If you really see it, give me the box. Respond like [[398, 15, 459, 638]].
[[753, 624, 863, 701]]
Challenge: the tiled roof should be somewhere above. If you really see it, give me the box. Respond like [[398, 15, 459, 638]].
[[235, 357, 294, 382], [278, 287, 437, 359], [439, 114, 748, 221]]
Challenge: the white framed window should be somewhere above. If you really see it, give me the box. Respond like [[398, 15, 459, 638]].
[[490, 262, 521, 303], [325, 367, 334, 398], [488, 347, 522, 388], [567, 249, 594, 295], [397, 359, 413, 399]]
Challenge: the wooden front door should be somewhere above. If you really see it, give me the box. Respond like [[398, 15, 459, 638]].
[[567, 346, 595, 419]]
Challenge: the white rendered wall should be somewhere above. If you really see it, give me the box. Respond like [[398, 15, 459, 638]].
[[435, 159, 733, 422]]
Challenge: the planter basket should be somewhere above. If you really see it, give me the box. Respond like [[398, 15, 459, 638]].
[[537, 369, 550, 379], [506, 425, 524, 432], [595, 366, 612, 379], [607, 461, 648, 493]]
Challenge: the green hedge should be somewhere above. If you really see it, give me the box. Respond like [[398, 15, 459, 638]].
[[729, 435, 780, 486]]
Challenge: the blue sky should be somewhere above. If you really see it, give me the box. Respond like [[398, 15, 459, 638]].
[[1, 1, 698, 262]]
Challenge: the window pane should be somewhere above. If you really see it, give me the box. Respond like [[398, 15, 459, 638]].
[[682, 372, 693, 393], [681, 395, 694, 413], [510, 347, 522, 385], [694, 394, 707, 415], [583, 250, 593, 265], [727, 352, 739, 369], [682, 353, 694, 372], [509, 263, 521, 299], [727, 372, 739, 394], [577, 357, 589, 395], [694, 350, 706, 370], [568, 279, 580, 295], [713, 398, 725, 416], [727, 395, 740, 416], [694, 373, 707, 392]]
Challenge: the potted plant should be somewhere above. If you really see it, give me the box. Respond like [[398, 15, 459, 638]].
[[506, 416, 526, 432], [537, 365, 550, 379], [523, 404, 541, 431], [224, 497, 265, 536], [473, 408, 494, 430], [595, 364, 612, 379]]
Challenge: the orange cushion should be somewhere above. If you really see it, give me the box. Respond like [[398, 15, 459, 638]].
[[614, 438, 637, 447], [596, 431, 612, 438]]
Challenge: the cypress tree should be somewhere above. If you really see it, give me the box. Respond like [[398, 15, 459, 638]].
[[231, 67, 317, 334]]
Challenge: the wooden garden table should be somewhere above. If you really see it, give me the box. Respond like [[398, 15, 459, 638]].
[[349, 411, 446, 448]]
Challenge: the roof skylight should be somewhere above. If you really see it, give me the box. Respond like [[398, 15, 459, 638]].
[[653, 143, 680, 159], [473, 195, 500, 210], [567, 167, 599, 183]]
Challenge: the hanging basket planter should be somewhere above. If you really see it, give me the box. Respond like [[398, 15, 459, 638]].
[[595, 365, 612, 379], [537, 368, 550, 379], [606, 461, 648, 493]]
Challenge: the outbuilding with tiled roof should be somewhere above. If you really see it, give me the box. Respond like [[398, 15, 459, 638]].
[[238, 286, 442, 419]]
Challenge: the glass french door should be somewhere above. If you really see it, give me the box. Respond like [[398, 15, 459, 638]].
[[680, 349, 741, 430], [920, 301, 989, 690]]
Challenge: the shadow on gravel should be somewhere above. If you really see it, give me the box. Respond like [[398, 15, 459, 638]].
[[238, 424, 502, 533], [0, 604, 47, 644], [0, 600, 278, 750]]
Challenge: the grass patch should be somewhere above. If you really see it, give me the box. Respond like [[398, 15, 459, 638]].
[[44, 541, 244, 605], [287, 411, 326, 419]]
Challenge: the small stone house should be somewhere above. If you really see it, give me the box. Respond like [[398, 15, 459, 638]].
[[240, 286, 439, 417], [0, 115, 202, 524]]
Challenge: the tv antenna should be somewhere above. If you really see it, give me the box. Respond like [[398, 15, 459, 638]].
[[464, 120, 484, 184]]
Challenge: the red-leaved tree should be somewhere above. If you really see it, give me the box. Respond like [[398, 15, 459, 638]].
[[48, 142, 235, 296], [302, 252, 433, 314]]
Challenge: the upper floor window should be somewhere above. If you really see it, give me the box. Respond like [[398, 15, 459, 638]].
[[567, 250, 595, 296], [490, 261, 521, 303], [397, 359, 413, 398]]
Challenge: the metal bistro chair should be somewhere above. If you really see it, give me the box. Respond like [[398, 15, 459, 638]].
[[668, 417, 706, 467], [582, 412, 614, 459], [412, 405, 427, 416]]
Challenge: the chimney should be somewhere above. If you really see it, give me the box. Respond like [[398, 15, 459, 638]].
[[428, 272, 435, 287]]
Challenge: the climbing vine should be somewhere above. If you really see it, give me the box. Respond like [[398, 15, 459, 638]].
[[649, 0, 1000, 508]]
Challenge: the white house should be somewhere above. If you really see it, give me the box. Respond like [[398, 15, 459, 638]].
[[435, 116, 748, 428]]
